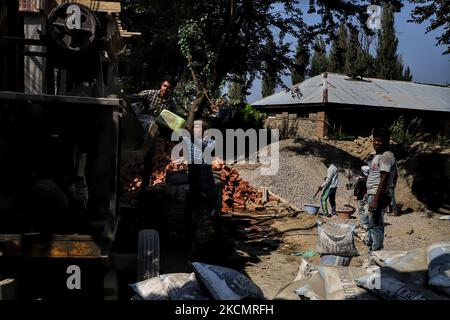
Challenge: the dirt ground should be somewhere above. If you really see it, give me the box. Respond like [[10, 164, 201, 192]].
[[237, 211, 449, 299], [228, 138, 450, 299]]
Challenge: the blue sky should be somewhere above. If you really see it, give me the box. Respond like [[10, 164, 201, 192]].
[[247, 1, 450, 103]]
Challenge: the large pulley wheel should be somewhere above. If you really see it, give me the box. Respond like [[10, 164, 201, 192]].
[[47, 3, 100, 52]]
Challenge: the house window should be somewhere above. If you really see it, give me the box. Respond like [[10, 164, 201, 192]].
[[298, 111, 309, 119]]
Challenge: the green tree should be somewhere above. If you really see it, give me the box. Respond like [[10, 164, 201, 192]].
[[345, 27, 368, 77], [409, 0, 450, 55], [120, 0, 195, 92], [227, 77, 246, 103], [309, 37, 328, 77], [121, 0, 404, 129], [376, 4, 403, 80], [403, 66, 413, 81], [291, 41, 310, 85], [328, 24, 348, 74], [261, 34, 277, 97]]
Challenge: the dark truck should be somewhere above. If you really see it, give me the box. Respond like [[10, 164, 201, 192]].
[[0, 1, 158, 299]]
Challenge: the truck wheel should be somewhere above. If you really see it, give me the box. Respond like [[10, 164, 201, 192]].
[[103, 270, 119, 300], [137, 229, 160, 281]]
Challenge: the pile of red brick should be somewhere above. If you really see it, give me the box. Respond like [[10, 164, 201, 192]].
[[126, 138, 276, 213], [149, 138, 183, 186], [214, 164, 267, 213]]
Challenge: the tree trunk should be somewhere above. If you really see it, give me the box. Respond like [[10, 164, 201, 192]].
[[186, 92, 207, 131]]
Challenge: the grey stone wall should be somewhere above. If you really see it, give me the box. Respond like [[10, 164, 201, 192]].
[[264, 111, 317, 140]]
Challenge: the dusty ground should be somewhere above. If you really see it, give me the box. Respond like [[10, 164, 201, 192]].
[[230, 138, 449, 299], [238, 211, 449, 299]]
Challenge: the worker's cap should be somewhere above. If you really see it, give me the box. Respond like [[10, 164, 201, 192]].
[[361, 165, 370, 176]]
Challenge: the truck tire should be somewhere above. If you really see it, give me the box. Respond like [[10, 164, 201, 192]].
[[137, 229, 160, 281], [103, 270, 119, 300]]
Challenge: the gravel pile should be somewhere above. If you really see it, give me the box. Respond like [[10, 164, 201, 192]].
[[234, 139, 354, 211]]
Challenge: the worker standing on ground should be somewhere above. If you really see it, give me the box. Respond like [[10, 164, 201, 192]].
[[354, 165, 370, 243], [317, 159, 339, 217], [181, 119, 222, 256], [388, 163, 400, 216], [366, 128, 397, 251]]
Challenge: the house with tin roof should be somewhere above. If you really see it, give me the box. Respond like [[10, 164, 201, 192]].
[[252, 73, 450, 140]]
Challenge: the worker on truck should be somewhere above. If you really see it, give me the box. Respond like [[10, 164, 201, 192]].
[[137, 76, 177, 117], [128, 76, 178, 188], [366, 127, 397, 251], [317, 159, 339, 217]]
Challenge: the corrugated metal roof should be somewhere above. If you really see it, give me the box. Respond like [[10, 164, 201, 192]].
[[252, 73, 450, 112]]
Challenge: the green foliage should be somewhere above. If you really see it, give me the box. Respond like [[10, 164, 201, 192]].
[[227, 79, 246, 104], [309, 37, 328, 77], [233, 104, 267, 129], [431, 135, 450, 148], [408, 0, 450, 55], [261, 34, 278, 97], [119, 0, 194, 92], [376, 4, 408, 80], [390, 116, 430, 145], [329, 24, 348, 74], [345, 27, 369, 77], [291, 42, 310, 85], [178, 16, 216, 90], [403, 66, 413, 81]]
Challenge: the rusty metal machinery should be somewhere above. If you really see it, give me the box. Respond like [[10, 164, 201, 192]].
[[47, 3, 100, 53], [45, 3, 108, 93]]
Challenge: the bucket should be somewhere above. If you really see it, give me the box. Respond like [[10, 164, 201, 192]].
[[336, 208, 353, 220], [304, 204, 320, 215]]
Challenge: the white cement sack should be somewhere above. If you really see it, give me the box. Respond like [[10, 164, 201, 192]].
[[273, 279, 310, 300], [315, 265, 378, 300], [192, 262, 264, 300], [129, 277, 169, 300], [382, 248, 428, 285], [294, 272, 327, 300], [320, 255, 352, 266], [356, 270, 431, 300], [317, 221, 358, 257], [427, 242, 450, 289], [356, 266, 446, 300], [370, 250, 408, 266], [130, 273, 208, 300], [159, 273, 194, 299], [293, 258, 318, 281], [173, 273, 210, 300]]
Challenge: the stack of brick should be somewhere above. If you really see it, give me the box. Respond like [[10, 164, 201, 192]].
[[213, 164, 278, 213], [124, 137, 280, 214]]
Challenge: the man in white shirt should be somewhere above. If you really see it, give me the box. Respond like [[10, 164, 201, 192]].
[[318, 159, 339, 216]]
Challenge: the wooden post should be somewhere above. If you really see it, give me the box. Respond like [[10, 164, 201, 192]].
[[96, 51, 105, 97], [262, 187, 268, 204]]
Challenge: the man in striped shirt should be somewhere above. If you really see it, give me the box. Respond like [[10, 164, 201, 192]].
[[182, 119, 221, 255]]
